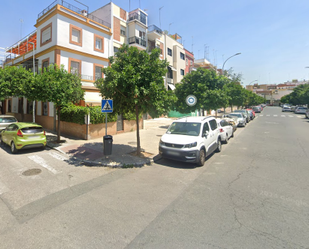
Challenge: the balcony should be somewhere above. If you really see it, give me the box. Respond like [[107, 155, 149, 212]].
[[128, 36, 146, 48], [128, 11, 147, 26], [148, 25, 162, 40], [38, 0, 111, 28]]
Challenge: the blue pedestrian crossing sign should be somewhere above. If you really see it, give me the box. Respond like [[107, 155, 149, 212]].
[[101, 100, 113, 113]]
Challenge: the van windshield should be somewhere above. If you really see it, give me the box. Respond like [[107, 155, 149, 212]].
[[167, 122, 201, 136]]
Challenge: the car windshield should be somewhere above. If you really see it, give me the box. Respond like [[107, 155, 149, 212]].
[[167, 122, 201, 136], [0, 117, 17, 123], [229, 113, 242, 118]]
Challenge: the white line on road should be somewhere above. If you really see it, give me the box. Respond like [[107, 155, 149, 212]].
[[28, 155, 58, 174], [281, 115, 286, 117], [48, 151, 67, 161], [274, 115, 278, 117], [260, 115, 264, 117]]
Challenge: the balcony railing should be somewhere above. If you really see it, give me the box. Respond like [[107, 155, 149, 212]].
[[38, 0, 111, 28], [148, 25, 162, 35], [128, 12, 147, 25], [128, 36, 146, 47]]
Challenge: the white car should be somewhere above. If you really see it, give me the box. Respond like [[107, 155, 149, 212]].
[[224, 113, 246, 127], [294, 106, 307, 114], [306, 109, 309, 119], [159, 116, 221, 166], [217, 118, 234, 144]]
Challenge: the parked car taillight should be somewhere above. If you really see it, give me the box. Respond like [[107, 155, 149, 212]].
[[43, 130, 46, 136], [17, 130, 23, 137], [220, 128, 224, 133]]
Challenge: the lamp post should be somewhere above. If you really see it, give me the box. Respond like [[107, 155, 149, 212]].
[[222, 52, 241, 75], [159, 6, 164, 28], [249, 79, 258, 85], [28, 42, 36, 123]]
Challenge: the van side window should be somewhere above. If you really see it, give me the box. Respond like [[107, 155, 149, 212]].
[[202, 122, 210, 135], [209, 119, 218, 130]]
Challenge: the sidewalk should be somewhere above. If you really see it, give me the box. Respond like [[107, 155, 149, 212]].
[[46, 118, 174, 168]]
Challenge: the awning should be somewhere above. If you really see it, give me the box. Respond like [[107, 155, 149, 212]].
[[169, 66, 177, 72], [168, 84, 176, 90]]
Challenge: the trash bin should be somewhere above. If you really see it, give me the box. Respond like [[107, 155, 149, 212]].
[[103, 135, 113, 155]]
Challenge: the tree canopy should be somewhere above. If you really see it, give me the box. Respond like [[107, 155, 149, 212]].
[[95, 44, 176, 155]]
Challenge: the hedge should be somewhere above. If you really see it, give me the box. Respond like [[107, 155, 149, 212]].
[[60, 103, 141, 124]]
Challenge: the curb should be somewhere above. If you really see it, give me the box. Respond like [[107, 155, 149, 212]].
[[46, 143, 153, 168]]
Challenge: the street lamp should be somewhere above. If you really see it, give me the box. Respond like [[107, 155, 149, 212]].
[[222, 52, 241, 75], [28, 42, 36, 123]]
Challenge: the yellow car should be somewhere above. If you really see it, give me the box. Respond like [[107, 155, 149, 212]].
[[0, 122, 46, 154]]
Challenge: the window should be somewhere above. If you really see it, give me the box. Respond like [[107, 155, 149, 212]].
[[120, 26, 126, 36], [168, 67, 173, 79], [94, 65, 104, 80], [42, 102, 48, 116], [180, 69, 184, 76], [139, 31, 146, 38], [209, 119, 218, 130], [70, 24, 82, 46], [114, 46, 119, 53], [167, 48, 172, 56], [180, 52, 185, 60], [40, 23, 52, 46], [202, 123, 210, 135], [42, 58, 49, 71], [69, 58, 81, 75], [94, 34, 104, 53]]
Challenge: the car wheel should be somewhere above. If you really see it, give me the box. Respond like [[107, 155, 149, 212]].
[[224, 133, 228, 144], [11, 142, 18, 154], [216, 138, 222, 153], [197, 148, 206, 166]]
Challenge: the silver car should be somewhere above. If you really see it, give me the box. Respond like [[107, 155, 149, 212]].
[[0, 115, 18, 131], [227, 113, 246, 127]]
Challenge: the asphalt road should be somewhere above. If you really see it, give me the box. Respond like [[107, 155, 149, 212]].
[[0, 106, 308, 249]]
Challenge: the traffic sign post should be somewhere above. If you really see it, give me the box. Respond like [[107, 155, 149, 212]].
[[101, 100, 113, 136], [101, 100, 114, 156]]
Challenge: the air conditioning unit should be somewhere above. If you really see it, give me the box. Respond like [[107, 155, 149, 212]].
[[81, 10, 87, 16]]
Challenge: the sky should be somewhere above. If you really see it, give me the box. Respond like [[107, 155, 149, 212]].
[[1, 0, 309, 86]]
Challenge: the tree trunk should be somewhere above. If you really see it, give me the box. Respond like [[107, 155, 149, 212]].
[[57, 106, 61, 143], [135, 105, 141, 156]]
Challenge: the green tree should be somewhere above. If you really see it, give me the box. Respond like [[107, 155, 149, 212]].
[[174, 68, 229, 114], [95, 44, 176, 155], [34, 64, 84, 142], [223, 82, 247, 110], [0, 66, 32, 115]]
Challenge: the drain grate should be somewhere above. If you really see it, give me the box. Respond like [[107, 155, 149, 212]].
[[22, 168, 42, 176]]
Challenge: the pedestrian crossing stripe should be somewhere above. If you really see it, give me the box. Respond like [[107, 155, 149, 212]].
[[101, 100, 113, 113]]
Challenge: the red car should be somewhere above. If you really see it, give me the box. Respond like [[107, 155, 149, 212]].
[[246, 108, 255, 120]]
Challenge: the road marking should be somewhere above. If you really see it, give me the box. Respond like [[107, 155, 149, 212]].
[[260, 115, 264, 117], [266, 115, 270, 116], [28, 155, 58, 174], [274, 115, 278, 117], [289, 115, 293, 117], [296, 115, 303, 118], [281, 115, 286, 117], [48, 151, 67, 161]]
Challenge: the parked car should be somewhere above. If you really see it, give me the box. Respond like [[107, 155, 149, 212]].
[[0, 122, 46, 154], [234, 109, 250, 123], [282, 106, 291, 112], [294, 106, 308, 114], [246, 108, 255, 119], [252, 106, 261, 113], [290, 106, 296, 112], [159, 116, 221, 166], [221, 116, 238, 132], [0, 115, 18, 132], [306, 109, 309, 118], [226, 113, 246, 127], [217, 118, 234, 144]]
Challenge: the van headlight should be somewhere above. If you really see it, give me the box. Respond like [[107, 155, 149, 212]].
[[184, 142, 197, 148], [159, 139, 165, 145]]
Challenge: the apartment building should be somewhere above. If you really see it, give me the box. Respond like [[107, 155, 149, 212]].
[[184, 49, 195, 75], [3, 1, 112, 128]]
